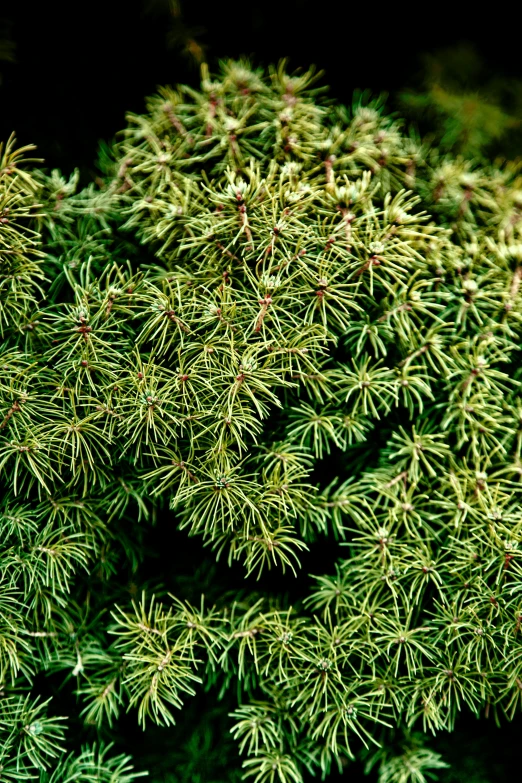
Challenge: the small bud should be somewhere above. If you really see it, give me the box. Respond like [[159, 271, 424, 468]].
[[318, 658, 332, 671], [369, 240, 385, 255], [463, 279, 478, 294]]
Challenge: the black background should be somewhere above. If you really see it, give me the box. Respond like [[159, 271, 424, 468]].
[[1, 0, 521, 174]]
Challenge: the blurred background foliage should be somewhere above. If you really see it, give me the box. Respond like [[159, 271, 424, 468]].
[[1, 2, 522, 781], [400, 43, 522, 159]]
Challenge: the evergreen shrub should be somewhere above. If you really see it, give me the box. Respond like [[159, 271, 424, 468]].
[[2, 60, 522, 782]]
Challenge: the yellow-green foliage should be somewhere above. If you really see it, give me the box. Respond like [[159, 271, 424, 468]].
[[1, 60, 522, 783]]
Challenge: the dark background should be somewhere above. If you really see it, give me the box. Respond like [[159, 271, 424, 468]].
[[1, 0, 521, 175]]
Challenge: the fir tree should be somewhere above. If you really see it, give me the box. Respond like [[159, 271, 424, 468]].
[[2, 59, 522, 782]]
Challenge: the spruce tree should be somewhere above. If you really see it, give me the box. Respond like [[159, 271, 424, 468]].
[[1, 59, 522, 782]]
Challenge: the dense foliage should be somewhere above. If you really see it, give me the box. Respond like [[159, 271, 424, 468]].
[[2, 60, 522, 782]]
